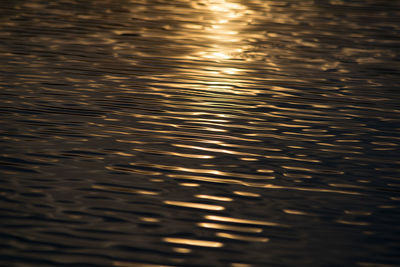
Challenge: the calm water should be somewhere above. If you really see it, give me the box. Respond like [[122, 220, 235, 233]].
[[1, 0, 400, 266]]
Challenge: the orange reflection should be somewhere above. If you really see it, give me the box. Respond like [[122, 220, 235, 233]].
[[143, 0, 269, 99], [172, 247, 192, 253], [164, 200, 225, 211], [205, 215, 286, 227], [163, 237, 223, 248], [189, 0, 253, 62], [140, 217, 160, 223], [233, 191, 261, 198], [283, 209, 314, 216], [195, 194, 233, 202], [216, 232, 269, 242]]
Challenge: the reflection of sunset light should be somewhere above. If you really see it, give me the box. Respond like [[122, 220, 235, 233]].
[[221, 68, 241, 75], [168, 0, 264, 97], [207, 0, 246, 24], [208, 0, 244, 13], [164, 200, 225, 211], [163, 237, 223, 248], [192, 0, 247, 62], [208, 52, 230, 60]]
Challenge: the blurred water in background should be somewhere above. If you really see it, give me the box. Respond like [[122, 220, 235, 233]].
[[0, 0, 400, 266]]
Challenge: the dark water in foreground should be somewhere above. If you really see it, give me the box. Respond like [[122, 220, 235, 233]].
[[1, 0, 400, 266]]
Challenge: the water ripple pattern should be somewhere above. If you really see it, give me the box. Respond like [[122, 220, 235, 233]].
[[1, 0, 400, 266]]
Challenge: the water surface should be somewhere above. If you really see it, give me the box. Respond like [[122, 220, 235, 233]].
[[1, 0, 400, 266]]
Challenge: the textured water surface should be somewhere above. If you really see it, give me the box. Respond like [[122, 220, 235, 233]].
[[1, 0, 400, 266]]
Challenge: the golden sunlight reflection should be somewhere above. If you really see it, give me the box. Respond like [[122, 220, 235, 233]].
[[283, 209, 314, 216], [195, 194, 233, 202], [143, 0, 270, 100], [139, 217, 160, 223], [179, 182, 200, 187], [190, 0, 248, 61], [233, 191, 261, 198], [164, 200, 225, 211], [216, 232, 269, 242], [205, 215, 286, 227], [172, 247, 192, 254], [163, 237, 223, 248]]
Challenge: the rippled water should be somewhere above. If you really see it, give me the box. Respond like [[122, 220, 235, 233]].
[[1, 0, 400, 266]]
